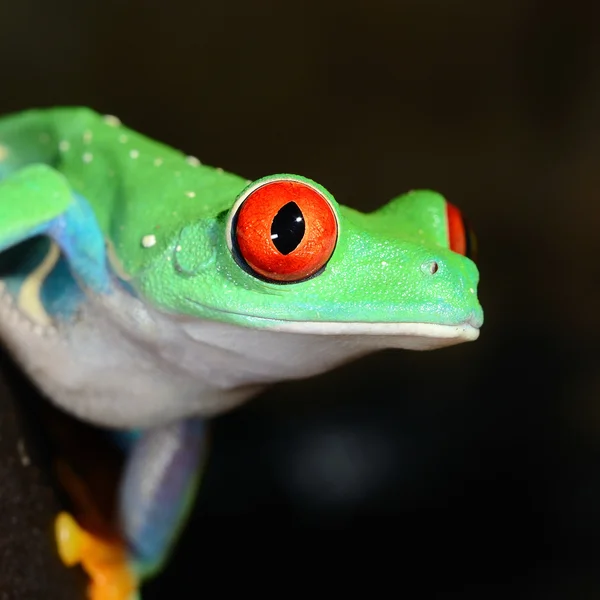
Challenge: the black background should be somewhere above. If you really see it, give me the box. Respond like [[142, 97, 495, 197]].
[[1, 0, 600, 598]]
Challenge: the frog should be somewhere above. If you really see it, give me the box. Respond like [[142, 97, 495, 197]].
[[0, 107, 483, 599]]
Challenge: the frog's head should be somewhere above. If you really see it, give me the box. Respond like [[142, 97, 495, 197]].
[[142, 175, 482, 352]]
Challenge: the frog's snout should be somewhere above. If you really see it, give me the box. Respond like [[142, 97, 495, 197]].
[[416, 253, 483, 328]]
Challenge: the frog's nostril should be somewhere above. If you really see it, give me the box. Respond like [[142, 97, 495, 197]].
[[422, 260, 439, 275]]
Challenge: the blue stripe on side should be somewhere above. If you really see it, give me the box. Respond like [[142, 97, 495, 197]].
[[46, 193, 110, 294]]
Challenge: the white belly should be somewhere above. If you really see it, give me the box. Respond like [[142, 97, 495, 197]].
[[0, 281, 370, 428]]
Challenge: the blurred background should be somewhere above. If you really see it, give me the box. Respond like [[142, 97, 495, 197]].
[[1, 0, 599, 598]]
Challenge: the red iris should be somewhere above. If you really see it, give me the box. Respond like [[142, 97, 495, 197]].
[[233, 179, 338, 282]]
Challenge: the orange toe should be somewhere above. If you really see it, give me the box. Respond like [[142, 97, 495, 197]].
[[55, 512, 139, 600]]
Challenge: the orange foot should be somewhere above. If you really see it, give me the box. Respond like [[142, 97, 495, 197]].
[[55, 512, 139, 600]]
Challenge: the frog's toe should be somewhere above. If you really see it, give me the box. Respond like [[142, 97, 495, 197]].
[[55, 511, 140, 600], [55, 511, 84, 567]]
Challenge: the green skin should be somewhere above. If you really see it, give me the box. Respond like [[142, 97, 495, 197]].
[[0, 107, 482, 595], [0, 107, 481, 330]]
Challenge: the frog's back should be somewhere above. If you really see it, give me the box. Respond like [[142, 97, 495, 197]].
[[0, 107, 249, 276], [0, 106, 198, 174]]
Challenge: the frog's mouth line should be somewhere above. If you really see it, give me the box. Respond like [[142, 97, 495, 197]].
[[184, 298, 481, 343]]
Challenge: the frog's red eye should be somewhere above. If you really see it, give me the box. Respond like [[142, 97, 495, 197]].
[[231, 178, 338, 283], [446, 201, 478, 262]]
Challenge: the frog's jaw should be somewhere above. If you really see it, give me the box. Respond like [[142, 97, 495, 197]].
[[235, 319, 479, 350], [180, 301, 480, 351]]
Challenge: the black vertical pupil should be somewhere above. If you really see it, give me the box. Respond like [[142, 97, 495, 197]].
[[271, 201, 305, 255]]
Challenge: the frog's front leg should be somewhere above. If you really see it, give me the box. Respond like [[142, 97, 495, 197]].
[[56, 418, 208, 600], [0, 165, 207, 597], [0, 164, 109, 294]]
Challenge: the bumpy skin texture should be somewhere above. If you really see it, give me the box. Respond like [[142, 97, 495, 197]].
[[0, 107, 482, 330]]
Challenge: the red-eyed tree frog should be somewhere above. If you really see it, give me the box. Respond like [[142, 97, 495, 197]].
[[0, 107, 483, 599]]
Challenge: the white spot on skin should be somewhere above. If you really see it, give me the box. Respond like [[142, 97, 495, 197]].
[[119, 134, 128, 144], [0, 144, 8, 161], [130, 149, 140, 159], [83, 130, 93, 143], [154, 158, 163, 166], [83, 152, 93, 163], [469, 287, 475, 294], [186, 156, 201, 166], [104, 114, 121, 127], [59, 140, 70, 152], [381, 261, 388, 267], [185, 191, 196, 198], [176, 245, 182, 252], [142, 234, 156, 248]]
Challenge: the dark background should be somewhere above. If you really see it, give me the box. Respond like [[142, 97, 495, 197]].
[[1, 0, 600, 598]]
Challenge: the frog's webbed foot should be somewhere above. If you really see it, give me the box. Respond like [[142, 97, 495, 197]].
[[53, 452, 140, 600], [55, 512, 140, 600], [55, 419, 208, 597]]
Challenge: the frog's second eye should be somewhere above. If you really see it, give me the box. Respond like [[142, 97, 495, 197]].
[[446, 201, 478, 262], [231, 179, 338, 283]]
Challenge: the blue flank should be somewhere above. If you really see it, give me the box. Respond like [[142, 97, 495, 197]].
[[0, 161, 115, 321], [46, 193, 111, 294]]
